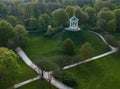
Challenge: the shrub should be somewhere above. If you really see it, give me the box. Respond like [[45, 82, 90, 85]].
[[44, 26, 63, 37], [53, 70, 77, 87], [62, 38, 75, 55]]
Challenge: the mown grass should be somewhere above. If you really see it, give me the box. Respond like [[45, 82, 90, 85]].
[[65, 54, 120, 89], [23, 30, 109, 63], [17, 80, 57, 89], [62, 30, 109, 56], [22, 32, 62, 62], [16, 58, 38, 83]]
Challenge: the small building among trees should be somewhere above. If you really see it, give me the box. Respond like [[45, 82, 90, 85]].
[[65, 16, 80, 31]]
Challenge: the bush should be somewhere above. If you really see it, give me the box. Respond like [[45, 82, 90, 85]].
[[55, 55, 73, 68], [80, 42, 94, 60], [53, 70, 77, 87], [44, 26, 63, 37], [104, 34, 117, 46], [62, 38, 75, 55]]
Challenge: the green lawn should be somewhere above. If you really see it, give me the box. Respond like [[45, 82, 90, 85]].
[[62, 30, 109, 56], [66, 54, 120, 89], [22, 32, 61, 62], [16, 58, 38, 83], [18, 80, 57, 89], [22, 30, 109, 63], [15, 56, 55, 89]]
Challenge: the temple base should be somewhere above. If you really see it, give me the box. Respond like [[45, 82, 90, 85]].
[[65, 27, 80, 31]]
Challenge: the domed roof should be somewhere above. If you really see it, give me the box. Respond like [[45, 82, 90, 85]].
[[70, 16, 79, 21]]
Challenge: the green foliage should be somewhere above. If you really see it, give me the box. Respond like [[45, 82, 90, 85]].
[[0, 20, 14, 46], [44, 26, 63, 37], [52, 9, 69, 27], [55, 55, 73, 68], [35, 57, 58, 71], [53, 70, 77, 87], [14, 24, 28, 46], [27, 18, 39, 30], [62, 38, 75, 55], [80, 42, 94, 60], [84, 6, 96, 27], [74, 6, 89, 25], [104, 34, 117, 46], [114, 9, 120, 32], [7, 15, 18, 27], [97, 8, 116, 31], [94, 1, 114, 11], [38, 16, 46, 32], [0, 47, 20, 89], [39, 14, 51, 29], [66, 6, 74, 18], [107, 19, 116, 31], [31, 3, 40, 18], [116, 40, 120, 55]]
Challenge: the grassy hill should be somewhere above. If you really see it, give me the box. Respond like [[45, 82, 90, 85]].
[[22, 30, 109, 62], [62, 30, 109, 55]]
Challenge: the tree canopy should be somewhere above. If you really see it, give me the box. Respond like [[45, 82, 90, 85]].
[[80, 42, 94, 60], [0, 47, 20, 89], [52, 9, 69, 27], [0, 20, 14, 46]]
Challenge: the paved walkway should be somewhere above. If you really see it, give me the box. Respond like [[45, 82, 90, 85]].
[[14, 76, 40, 88], [63, 30, 118, 70], [15, 47, 72, 89]]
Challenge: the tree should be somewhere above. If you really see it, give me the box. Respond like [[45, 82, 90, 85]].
[[114, 9, 120, 32], [28, 18, 39, 30], [74, 6, 89, 25], [84, 6, 96, 27], [55, 55, 73, 68], [62, 38, 75, 55], [52, 9, 69, 27], [7, 15, 18, 27], [14, 24, 28, 46], [107, 19, 116, 31], [35, 57, 58, 81], [0, 20, 14, 46], [97, 8, 116, 31], [117, 40, 120, 55], [80, 42, 94, 60], [1, 4, 9, 18], [38, 16, 46, 32], [31, 2, 40, 18], [94, 1, 114, 11], [66, 6, 74, 18], [53, 70, 77, 87], [39, 14, 51, 29], [0, 47, 20, 89], [104, 34, 117, 46]]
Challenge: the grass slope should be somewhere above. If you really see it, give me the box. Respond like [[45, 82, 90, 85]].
[[22, 32, 61, 61], [62, 30, 108, 55], [66, 54, 120, 89], [23, 30, 109, 62]]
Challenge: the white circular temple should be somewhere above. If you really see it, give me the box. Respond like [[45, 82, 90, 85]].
[[70, 16, 79, 29], [65, 16, 80, 31]]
